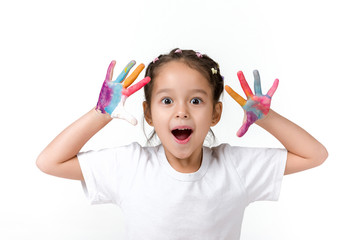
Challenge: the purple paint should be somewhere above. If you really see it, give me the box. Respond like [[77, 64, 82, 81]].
[[96, 81, 113, 114], [237, 111, 258, 137]]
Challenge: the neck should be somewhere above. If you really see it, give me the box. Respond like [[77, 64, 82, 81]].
[[164, 147, 203, 173]]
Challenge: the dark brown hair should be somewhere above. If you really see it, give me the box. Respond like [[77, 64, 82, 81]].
[[143, 48, 224, 145]]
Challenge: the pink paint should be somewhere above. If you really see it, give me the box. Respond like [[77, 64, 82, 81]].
[[238, 71, 253, 98], [237, 111, 258, 137], [122, 76, 151, 96], [227, 70, 279, 137], [95, 60, 151, 122], [266, 78, 279, 97]]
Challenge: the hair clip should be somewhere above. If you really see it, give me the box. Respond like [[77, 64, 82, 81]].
[[152, 57, 159, 63], [211, 67, 217, 75], [175, 49, 182, 53], [196, 52, 203, 58]]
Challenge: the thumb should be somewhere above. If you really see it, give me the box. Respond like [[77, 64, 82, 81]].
[[110, 96, 138, 125], [117, 110, 138, 126], [236, 111, 258, 137], [111, 105, 138, 125]]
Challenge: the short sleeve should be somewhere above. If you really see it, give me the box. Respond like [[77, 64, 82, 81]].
[[224, 144, 287, 204], [77, 142, 141, 205]]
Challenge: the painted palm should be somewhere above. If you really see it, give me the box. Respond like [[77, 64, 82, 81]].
[[96, 60, 150, 125], [225, 70, 279, 137]]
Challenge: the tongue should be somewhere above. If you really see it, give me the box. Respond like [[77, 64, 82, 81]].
[[172, 129, 192, 140]]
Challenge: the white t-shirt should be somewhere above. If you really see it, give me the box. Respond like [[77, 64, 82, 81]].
[[78, 142, 287, 240]]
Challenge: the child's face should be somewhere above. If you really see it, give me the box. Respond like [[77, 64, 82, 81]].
[[144, 61, 222, 163]]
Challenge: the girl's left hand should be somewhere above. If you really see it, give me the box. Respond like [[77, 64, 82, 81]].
[[225, 70, 279, 137]]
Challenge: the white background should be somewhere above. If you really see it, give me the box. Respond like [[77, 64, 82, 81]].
[[1, 0, 359, 239]]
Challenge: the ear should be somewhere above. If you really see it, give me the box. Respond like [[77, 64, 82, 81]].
[[211, 102, 223, 127], [143, 101, 153, 126]]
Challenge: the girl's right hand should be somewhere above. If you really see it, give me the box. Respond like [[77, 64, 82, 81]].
[[96, 60, 151, 125]]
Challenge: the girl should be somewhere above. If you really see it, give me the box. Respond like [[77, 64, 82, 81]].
[[36, 48, 328, 239]]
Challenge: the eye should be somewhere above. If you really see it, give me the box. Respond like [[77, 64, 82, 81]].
[[190, 97, 202, 105], [161, 97, 173, 105]]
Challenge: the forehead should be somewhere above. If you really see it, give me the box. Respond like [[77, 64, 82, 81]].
[[153, 61, 212, 94]]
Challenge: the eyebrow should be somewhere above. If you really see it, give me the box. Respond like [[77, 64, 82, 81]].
[[155, 88, 209, 96]]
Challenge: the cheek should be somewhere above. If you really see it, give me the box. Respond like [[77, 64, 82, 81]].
[[150, 106, 168, 127], [196, 108, 214, 127]]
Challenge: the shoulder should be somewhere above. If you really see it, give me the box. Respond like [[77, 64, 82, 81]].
[[203, 143, 244, 168], [206, 143, 249, 158], [102, 142, 159, 154], [209, 143, 285, 157], [78, 142, 160, 163], [78, 142, 162, 180], [206, 143, 286, 168], [113, 142, 162, 161]]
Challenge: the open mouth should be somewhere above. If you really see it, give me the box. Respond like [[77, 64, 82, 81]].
[[171, 128, 193, 141]]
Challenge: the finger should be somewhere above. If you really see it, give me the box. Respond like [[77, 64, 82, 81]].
[[114, 60, 136, 83], [266, 78, 279, 98], [123, 63, 145, 88], [253, 70, 263, 95], [237, 124, 250, 138], [237, 111, 258, 137], [237, 71, 253, 98], [105, 60, 116, 81], [225, 85, 246, 107], [123, 76, 151, 96]]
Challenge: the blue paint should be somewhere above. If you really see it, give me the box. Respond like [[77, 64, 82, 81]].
[[104, 84, 123, 114], [114, 60, 136, 83], [253, 70, 263, 96]]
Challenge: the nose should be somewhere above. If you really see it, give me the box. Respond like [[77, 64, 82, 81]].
[[175, 103, 189, 119]]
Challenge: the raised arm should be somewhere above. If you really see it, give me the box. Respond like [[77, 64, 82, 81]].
[[256, 110, 328, 175], [36, 60, 150, 180], [225, 70, 328, 175], [36, 109, 112, 180]]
